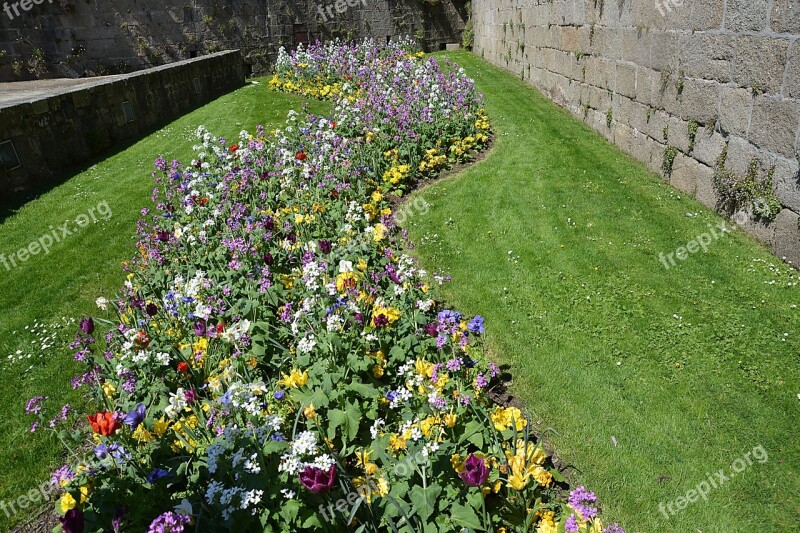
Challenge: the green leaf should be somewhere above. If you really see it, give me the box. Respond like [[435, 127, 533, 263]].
[[449, 502, 483, 530], [408, 483, 441, 523], [461, 420, 485, 448], [347, 382, 380, 398]]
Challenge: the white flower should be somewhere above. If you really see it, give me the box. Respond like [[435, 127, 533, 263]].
[[221, 320, 251, 343], [165, 388, 187, 419], [95, 297, 109, 310], [297, 335, 316, 354], [338, 260, 354, 273], [174, 499, 193, 517]]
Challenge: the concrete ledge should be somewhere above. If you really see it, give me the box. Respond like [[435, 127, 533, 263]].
[[0, 50, 245, 200]]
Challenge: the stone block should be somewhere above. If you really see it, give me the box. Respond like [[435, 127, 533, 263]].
[[679, 33, 735, 83], [671, 79, 720, 125], [445, 43, 460, 51], [695, 160, 719, 209], [693, 127, 727, 167], [773, 157, 800, 213], [621, 27, 651, 67], [635, 67, 660, 107], [771, 0, 800, 33], [749, 95, 800, 157], [772, 209, 800, 266], [615, 62, 637, 99], [719, 87, 752, 138], [669, 152, 698, 194], [724, 0, 769, 31], [649, 30, 680, 73], [733, 36, 789, 95], [783, 41, 800, 99], [667, 115, 692, 154], [724, 136, 761, 176], [690, 0, 724, 30]]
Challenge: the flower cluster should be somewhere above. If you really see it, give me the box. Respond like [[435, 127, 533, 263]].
[[31, 39, 622, 533]]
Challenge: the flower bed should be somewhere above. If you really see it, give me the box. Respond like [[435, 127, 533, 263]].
[[31, 39, 623, 533]]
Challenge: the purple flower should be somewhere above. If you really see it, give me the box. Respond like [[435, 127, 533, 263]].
[[568, 486, 599, 520], [59, 509, 85, 533], [604, 524, 625, 533], [459, 454, 490, 487], [147, 511, 190, 533], [147, 468, 172, 483], [146, 303, 159, 316], [467, 315, 484, 334], [274, 390, 285, 400], [184, 389, 197, 404], [318, 239, 332, 253], [475, 373, 488, 388], [123, 403, 146, 430], [156, 230, 171, 242], [298, 465, 336, 494], [25, 395, 47, 414], [424, 322, 438, 337], [80, 317, 95, 335], [565, 514, 579, 533], [193, 320, 207, 337]]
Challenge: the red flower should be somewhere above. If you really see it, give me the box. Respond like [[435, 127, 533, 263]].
[[296, 151, 307, 161], [87, 411, 121, 437], [177, 362, 189, 373], [229, 144, 239, 153], [331, 121, 337, 129], [199, 197, 209, 206]]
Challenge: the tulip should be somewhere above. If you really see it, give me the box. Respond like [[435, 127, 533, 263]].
[[459, 454, 490, 487], [298, 465, 336, 494], [87, 411, 121, 437], [123, 403, 146, 430], [80, 317, 94, 335], [59, 508, 84, 533]]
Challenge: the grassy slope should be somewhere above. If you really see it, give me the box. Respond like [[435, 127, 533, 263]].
[[404, 52, 800, 532], [0, 82, 329, 529]]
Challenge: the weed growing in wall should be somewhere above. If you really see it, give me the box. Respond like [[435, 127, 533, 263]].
[[714, 147, 782, 221]]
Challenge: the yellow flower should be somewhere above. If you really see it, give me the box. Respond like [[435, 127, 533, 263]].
[[536, 511, 558, 533], [443, 412, 457, 428], [336, 271, 358, 293], [388, 434, 407, 452], [79, 484, 91, 503], [60, 492, 77, 513], [375, 476, 389, 497], [451, 453, 464, 473], [357, 258, 368, 271], [507, 471, 530, 491], [102, 381, 116, 398], [373, 223, 387, 242], [419, 416, 436, 437], [415, 359, 435, 378], [278, 368, 309, 389], [532, 466, 553, 487], [372, 364, 384, 378], [356, 449, 378, 475], [133, 425, 154, 443], [153, 417, 170, 436], [303, 404, 317, 420], [490, 406, 527, 431]]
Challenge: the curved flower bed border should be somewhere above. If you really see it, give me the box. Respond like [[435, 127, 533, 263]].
[[28, 39, 624, 533]]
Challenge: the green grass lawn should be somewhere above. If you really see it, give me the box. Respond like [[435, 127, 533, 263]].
[[0, 82, 329, 529], [404, 52, 800, 532]]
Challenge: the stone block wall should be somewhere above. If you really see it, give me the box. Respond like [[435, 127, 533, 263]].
[[0, 50, 245, 198], [473, 0, 800, 266], [0, 0, 468, 81]]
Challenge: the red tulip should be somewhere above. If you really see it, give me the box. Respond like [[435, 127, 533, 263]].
[[88, 411, 121, 437], [296, 151, 307, 161], [177, 362, 189, 373]]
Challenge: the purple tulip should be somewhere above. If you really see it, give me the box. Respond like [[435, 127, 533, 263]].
[[145, 303, 158, 317], [298, 465, 336, 494], [80, 317, 94, 335], [263, 253, 274, 265], [156, 230, 170, 242], [59, 509, 84, 533], [184, 389, 197, 404], [193, 320, 207, 337], [424, 322, 438, 337], [318, 239, 332, 253], [459, 454, 490, 487], [123, 403, 146, 430]]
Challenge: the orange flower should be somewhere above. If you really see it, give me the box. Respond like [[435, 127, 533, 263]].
[[229, 144, 239, 153], [87, 411, 121, 437], [177, 362, 189, 373], [296, 151, 307, 161]]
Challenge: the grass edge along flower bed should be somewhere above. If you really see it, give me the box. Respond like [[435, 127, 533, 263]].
[[28, 39, 624, 533]]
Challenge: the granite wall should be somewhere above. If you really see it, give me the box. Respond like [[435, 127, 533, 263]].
[[0, 0, 468, 81], [0, 49, 245, 198], [473, 0, 800, 266]]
